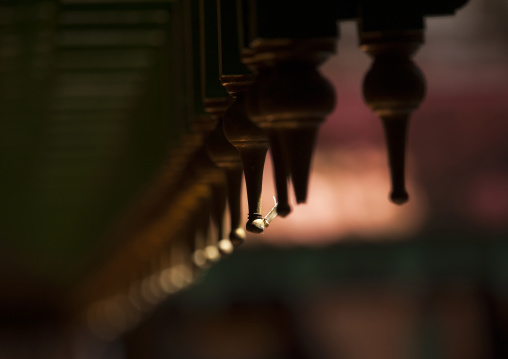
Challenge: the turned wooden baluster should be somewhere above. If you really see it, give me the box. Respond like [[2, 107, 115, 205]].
[[245, 39, 336, 205], [361, 30, 425, 204], [195, 151, 228, 266], [179, 151, 212, 269], [189, 186, 210, 269], [242, 55, 291, 218], [239, 0, 339, 208], [217, 0, 281, 231], [208, 169, 234, 256], [197, 145, 233, 257], [221, 75, 271, 234], [204, 170, 228, 261], [206, 120, 246, 249]]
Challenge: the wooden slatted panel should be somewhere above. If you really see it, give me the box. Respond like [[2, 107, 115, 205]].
[[0, 1, 187, 292]]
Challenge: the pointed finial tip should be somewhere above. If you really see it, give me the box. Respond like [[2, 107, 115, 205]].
[[276, 203, 291, 217], [294, 189, 307, 204], [246, 219, 265, 234], [390, 191, 409, 205], [295, 197, 306, 204], [218, 239, 234, 256], [229, 228, 246, 247]]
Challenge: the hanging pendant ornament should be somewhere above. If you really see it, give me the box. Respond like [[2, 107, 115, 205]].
[[185, 150, 225, 269], [206, 119, 246, 248], [207, 171, 231, 255], [361, 30, 425, 204], [241, 49, 291, 218], [222, 75, 273, 234], [244, 39, 336, 206]]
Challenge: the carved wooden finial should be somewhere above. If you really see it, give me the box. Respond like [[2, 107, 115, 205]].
[[207, 168, 235, 257], [361, 31, 425, 204], [245, 39, 336, 205], [189, 152, 219, 268], [191, 185, 212, 269], [222, 75, 272, 234], [206, 120, 246, 247]]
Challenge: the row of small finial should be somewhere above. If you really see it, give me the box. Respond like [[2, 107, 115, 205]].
[[201, 30, 425, 247]]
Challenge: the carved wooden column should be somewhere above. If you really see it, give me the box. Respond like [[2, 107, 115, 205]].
[[217, 0, 274, 234], [206, 120, 246, 247], [221, 76, 271, 234], [358, 1, 426, 204], [242, 49, 291, 218], [188, 0, 246, 250], [242, 1, 339, 209], [190, 151, 224, 268], [358, 0, 469, 204], [245, 39, 336, 205], [361, 31, 425, 204]]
